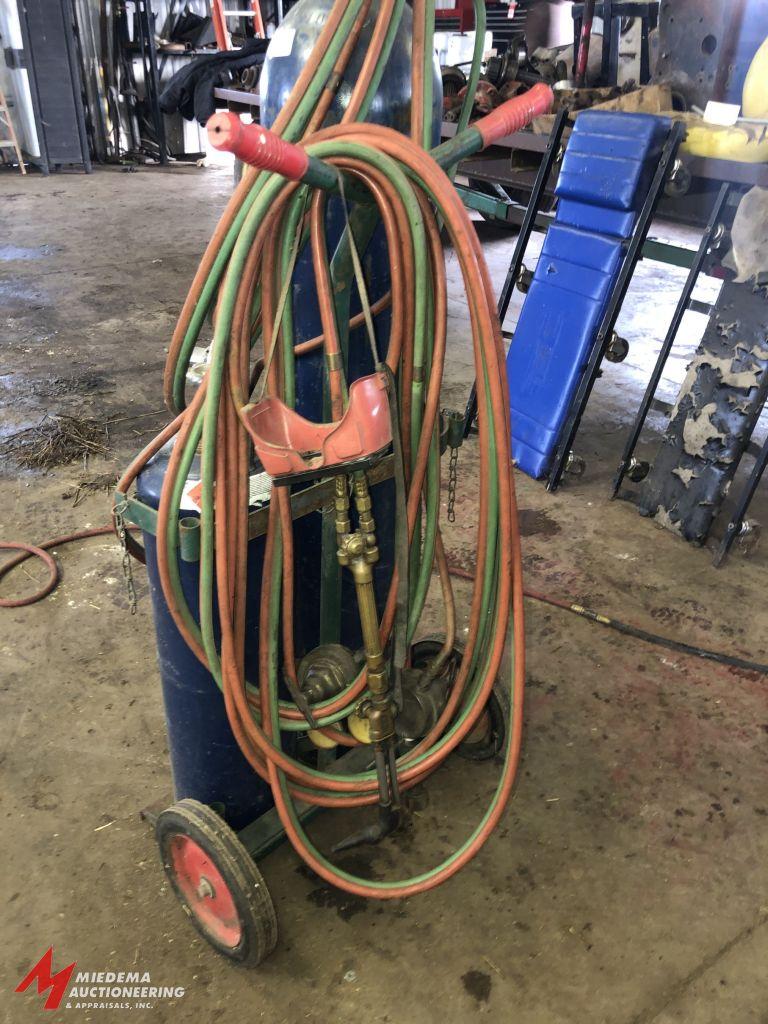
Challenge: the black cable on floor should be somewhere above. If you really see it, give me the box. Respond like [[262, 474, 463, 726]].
[[446, 563, 768, 676]]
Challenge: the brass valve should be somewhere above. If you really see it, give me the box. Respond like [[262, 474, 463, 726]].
[[331, 467, 403, 852], [333, 475, 350, 539], [335, 482, 395, 745], [352, 472, 379, 563]]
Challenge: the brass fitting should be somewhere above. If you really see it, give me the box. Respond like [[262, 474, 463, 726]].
[[335, 476, 394, 744], [352, 473, 379, 563], [334, 476, 350, 539], [366, 701, 396, 743], [336, 531, 365, 570], [353, 688, 396, 743]]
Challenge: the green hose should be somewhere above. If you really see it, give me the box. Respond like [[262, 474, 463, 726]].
[[444, 0, 486, 182], [171, 0, 368, 411], [457, 0, 486, 138]]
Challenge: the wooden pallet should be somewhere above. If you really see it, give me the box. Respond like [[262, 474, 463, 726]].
[[0, 88, 26, 175]]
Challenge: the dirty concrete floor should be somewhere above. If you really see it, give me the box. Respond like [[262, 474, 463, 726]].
[[2, 163, 768, 1024]]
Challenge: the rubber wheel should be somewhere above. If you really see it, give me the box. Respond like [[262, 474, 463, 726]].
[[155, 798, 277, 967], [409, 637, 510, 762]]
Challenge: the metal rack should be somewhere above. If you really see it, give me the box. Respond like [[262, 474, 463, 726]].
[[460, 114, 685, 492], [545, 121, 684, 491], [125, 0, 169, 165], [13, 0, 92, 173], [462, 107, 570, 438], [610, 183, 731, 499], [571, 1, 659, 86]]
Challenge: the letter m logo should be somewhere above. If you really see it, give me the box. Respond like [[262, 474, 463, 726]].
[[15, 948, 77, 1011]]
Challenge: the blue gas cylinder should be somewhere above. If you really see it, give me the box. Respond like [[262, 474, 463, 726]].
[[260, 0, 441, 138], [137, 448, 279, 830]]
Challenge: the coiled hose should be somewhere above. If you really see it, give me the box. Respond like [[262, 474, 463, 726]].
[[114, 0, 530, 897]]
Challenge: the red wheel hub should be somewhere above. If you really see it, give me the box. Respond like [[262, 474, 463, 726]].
[[167, 834, 242, 947]]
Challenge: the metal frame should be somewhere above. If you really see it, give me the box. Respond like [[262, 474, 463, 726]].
[[455, 182, 515, 222], [140, 746, 374, 860], [462, 107, 570, 438], [128, 0, 168, 165], [60, 0, 93, 170], [13, 0, 91, 173], [545, 120, 685, 491], [12, 0, 47, 174], [610, 182, 730, 499], [157, 0, 181, 79], [572, 1, 659, 86], [121, 452, 398, 561]]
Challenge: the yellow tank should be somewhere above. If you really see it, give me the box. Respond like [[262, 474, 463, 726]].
[[679, 115, 768, 163], [743, 36, 768, 118]]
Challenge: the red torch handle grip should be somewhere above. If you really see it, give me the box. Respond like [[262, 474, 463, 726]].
[[206, 112, 310, 180], [474, 84, 554, 147]]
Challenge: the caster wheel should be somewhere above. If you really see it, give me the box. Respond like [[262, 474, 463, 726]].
[[664, 158, 692, 199], [605, 333, 629, 363], [409, 637, 510, 762], [736, 519, 761, 557], [155, 799, 277, 968], [565, 452, 586, 478], [516, 265, 533, 294], [627, 457, 650, 483]]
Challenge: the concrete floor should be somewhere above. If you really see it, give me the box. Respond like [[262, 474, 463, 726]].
[[2, 163, 768, 1024]]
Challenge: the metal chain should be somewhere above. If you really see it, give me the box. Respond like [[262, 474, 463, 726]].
[[113, 500, 137, 615], [447, 445, 459, 523]]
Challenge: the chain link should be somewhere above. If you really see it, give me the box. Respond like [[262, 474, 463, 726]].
[[447, 445, 459, 523], [113, 500, 138, 615]]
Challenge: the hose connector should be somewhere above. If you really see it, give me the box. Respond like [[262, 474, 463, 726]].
[[207, 112, 310, 180], [474, 83, 554, 147]]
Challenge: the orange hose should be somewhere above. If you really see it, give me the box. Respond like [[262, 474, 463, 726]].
[[110, 16, 526, 898]]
